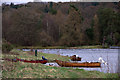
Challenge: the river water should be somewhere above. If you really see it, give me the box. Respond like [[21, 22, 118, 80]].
[[22, 49, 119, 73]]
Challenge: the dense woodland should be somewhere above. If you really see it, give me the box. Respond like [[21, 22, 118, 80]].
[[2, 2, 120, 47]]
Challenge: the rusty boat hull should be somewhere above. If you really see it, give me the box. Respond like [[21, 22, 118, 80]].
[[70, 55, 81, 61], [16, 58, 47, 64], [55, 60, 101, 67]]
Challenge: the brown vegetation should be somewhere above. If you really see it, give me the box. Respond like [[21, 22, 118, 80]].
[[2, 2, 120, 47]]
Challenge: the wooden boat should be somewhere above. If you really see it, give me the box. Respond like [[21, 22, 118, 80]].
[[9, 56, 48, 64], [16, 58, 47, 64], [55, 60, 101, 67], [70, 55, 81, 61], [22, 60, 47, 64], [2, 58, 47, 64]]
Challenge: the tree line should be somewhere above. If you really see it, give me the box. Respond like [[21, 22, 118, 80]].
[[2, 2, 120, 47]]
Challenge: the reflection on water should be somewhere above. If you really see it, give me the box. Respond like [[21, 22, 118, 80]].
[[22, 49, 118, 73]]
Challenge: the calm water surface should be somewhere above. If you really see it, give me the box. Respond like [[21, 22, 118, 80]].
[[22, 49, 119, 73]]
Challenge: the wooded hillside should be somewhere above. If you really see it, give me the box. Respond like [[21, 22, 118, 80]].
[[2, 2, 120, 47]]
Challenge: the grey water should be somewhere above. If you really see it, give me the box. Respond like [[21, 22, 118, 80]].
[[22, 49, 119, 73]]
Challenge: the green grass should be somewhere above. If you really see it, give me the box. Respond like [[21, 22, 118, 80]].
[[1, 49, 119, 78], [69, 45, 103, 49], [9, 49, 70, 62], [16, 45, 105, 49], [17, 46, 67, 49]]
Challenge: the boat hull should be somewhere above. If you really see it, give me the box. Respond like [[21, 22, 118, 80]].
[[23, 60, 47, 64], [70, 55, 81, 61], [16, 58, 47, 64], [3, 58, 47, 64], [55, 60, 101, 67]]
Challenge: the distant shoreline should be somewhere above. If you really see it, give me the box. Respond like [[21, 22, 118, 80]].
[[17, 45, 120, 49], [17, 45, 112, 49]]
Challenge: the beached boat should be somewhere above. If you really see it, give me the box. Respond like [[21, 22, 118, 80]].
[[3, 56, 48, 64], [20, 59, 47, 64], [16, 56, 47, 64], [2, 58, 48, 64], [70, 55, 81, 61], [55, 60, 101, 67]]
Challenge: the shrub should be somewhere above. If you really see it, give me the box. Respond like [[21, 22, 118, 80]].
[[50, 8, 57, 15], [70, 4, 78, 11], [85, 28, 94, 40], [2, 40, 13, 53]]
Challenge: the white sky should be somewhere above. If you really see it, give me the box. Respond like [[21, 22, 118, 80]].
[[1, 0, 33, 3], [0, 0, 119, 5], [1, 0, 120, 3]]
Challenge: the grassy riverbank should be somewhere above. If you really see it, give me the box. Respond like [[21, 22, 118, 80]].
[[17, 45, 104, 49], [1, 49, 119, 78]]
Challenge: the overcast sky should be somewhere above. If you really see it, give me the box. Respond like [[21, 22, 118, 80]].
[[1, 0, 33, 3], [1, 0, 119, 4]]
